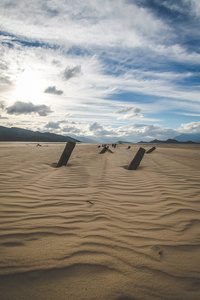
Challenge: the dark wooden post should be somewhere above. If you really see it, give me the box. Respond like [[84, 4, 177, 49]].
[[128, 147, 146, 170], [107, 148, 113, 153], [57, 141, 76, 167], [146, 146, 156, 154], [99, 146, 108, 154]]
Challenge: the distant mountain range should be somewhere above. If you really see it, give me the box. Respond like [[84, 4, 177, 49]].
[[138, 138, 198, 144], [0, 126, 80, 143], [175, 133, 200, 143]]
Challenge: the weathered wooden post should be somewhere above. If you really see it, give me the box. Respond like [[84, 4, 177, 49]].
[[57, 141, 76, 167], [128, 147, 146, 170], [107, 148, 113, 153], [99, 146, 108, 154], [146, 146, 156, 154]]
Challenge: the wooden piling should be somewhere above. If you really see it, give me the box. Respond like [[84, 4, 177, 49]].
[[56, 141, 76, 167], [128, 147, 146, 170], [107, 148, 113, 153], [146, 146, 156, 154], [99, 146, 108, 154]]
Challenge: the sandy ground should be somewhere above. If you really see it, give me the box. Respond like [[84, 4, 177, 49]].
[[0, 142, 200, 300]]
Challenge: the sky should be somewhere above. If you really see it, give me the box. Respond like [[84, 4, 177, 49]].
[[0, 0, 200, 142]]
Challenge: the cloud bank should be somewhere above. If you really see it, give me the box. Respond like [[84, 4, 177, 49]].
[[115, 106, 142, 119]]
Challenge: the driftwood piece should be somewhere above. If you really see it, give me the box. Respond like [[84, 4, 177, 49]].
[[57, 141, 76, 167], [128, 147, 146, 170], [86, 200, 94, 205], [146, 146, 156, 154]]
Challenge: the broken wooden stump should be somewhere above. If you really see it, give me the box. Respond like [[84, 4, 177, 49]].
[[107, 148, 113, 153], [146, 146, 156, 154], [99, 146, 108, 154], [56, 141, 76, 167], [128, 147, 146, 170], [99, 146, 113, 154]]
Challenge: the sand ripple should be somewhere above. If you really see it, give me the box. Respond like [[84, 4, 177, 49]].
[[0, 143, 200, 300]]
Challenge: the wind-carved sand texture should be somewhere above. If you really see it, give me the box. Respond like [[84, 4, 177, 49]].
[[0, 143, 200, 300]]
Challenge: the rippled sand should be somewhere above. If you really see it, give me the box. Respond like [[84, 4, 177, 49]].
[[0, 143, 200, 300]]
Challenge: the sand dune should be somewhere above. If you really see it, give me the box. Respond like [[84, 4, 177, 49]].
[[0, 143, 200, 300]]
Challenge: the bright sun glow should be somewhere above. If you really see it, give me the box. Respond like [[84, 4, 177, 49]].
[[14, 67, 45, 104]]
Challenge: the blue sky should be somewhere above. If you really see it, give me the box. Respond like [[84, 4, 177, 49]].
[[0, 0, 200, 142]]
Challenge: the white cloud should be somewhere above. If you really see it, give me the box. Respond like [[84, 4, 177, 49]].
[[89, 122, 103, 132], [0, 0, 169, 49], [180, 121, 200, 133], [151, 43, 200, 65], [0, 100, 5, 109], [62, 126, 82, 135], [0, 114, 8, 119], [177, 112, 200, 117], [190, 0, 200, 17], [88, 122, 114, 136], [115, 106, 142, 119], [0, 76, 12, 85], [45, 121, 60, 129]]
